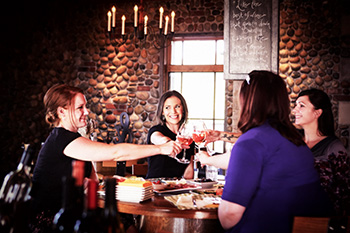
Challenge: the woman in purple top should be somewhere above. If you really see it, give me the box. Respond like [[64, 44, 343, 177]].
[[219, 71, 333, 233]]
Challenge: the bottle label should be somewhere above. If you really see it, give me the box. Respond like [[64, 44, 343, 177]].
[[4, 183, 31, 203]]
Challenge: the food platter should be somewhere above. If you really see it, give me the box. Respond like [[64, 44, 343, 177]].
[[148, 178, 201, 194]]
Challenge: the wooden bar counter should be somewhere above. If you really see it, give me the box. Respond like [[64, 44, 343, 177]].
[[99, 194, 225, 233]]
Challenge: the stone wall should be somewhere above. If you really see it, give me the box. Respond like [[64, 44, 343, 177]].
[[71, 0, 225, 144], [279, 0, 350, 148], [0, 0, 349, 179], [0, 0, 225, 178]]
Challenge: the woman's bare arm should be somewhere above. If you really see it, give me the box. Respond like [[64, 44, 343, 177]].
[[205, 130, 241, 145], [218, 199, 245, 230], [196, 151, 230, 169], [64, 137, 182, 161]]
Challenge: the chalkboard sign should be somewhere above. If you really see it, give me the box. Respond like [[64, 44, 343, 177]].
[[224, 0, 279, 79]]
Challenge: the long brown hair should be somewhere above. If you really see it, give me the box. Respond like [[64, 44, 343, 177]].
[[155, 90, 188, 126], [238, 70, 305, 146], [43, 84, 84, 128]]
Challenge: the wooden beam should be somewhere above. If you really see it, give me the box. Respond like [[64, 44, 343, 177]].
[[168, 65, 223, 72]]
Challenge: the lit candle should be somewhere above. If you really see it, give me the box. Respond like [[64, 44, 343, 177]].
[[144, 15, 148, 35], [134, 5, 138, 27], [111, 6, 116, 28], [164, 16, 169, 35], [121, 15, 126, 35], [171, 11, 175, 32], [107, 11, 111, 32], [159, 7, 164, 29]]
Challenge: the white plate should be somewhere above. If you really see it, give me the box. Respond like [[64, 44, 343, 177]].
[[187, 180, 218, 189], [117, 197, 152, 203], [153, 186, 201, 194]]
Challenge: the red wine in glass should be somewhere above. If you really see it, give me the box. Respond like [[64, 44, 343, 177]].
[[192, 132, 206, 146], [176, 124, 192, 164], [177, 136, 193, 146]]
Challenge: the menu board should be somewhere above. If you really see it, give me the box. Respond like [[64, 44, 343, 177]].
[[224, 0, 278, 79]]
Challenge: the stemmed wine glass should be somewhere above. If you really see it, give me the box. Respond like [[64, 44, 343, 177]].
[[191, 121, 207, 179], [192, 121, 207, 152], [175, 123, 193, 164]]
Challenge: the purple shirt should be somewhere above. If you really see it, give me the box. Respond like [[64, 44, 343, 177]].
[[222, 122, 332, 233]]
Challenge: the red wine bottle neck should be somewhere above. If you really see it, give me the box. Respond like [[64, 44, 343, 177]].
[[87, 179, 98, 210]]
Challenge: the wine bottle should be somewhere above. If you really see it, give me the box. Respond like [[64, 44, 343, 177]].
[[72, 160, 85, 219], [0, 143, 36, 233], [74, 179, 101, 233], [52, 176, 77, 233], [101, 178, 125, 233]]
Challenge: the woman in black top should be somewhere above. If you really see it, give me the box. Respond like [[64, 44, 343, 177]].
[[146, 90, 195, 179], [293, 89, 346, 160], [30, 84, 182, 232]]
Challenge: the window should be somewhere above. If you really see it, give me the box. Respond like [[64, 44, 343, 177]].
[[168, 38, 225, 153]]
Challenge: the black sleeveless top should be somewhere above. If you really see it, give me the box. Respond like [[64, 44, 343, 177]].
[[31, 127, 92, 213], [146, 124, 195, 178]]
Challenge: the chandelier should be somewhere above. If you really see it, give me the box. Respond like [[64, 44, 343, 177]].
[[106, 2, 175, 48]]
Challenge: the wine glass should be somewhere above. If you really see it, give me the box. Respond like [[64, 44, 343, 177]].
[[192, 121, 207, 179], [175, 123, 193, 164], [192, 121, 207, 152]]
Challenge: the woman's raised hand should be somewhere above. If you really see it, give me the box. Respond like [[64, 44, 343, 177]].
[[195, 150, 211, 166], [159, 140, 183, 157], [204, 129, 221, 145]]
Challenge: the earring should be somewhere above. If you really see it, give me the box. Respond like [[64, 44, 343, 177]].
[[162, 115, 165, 121]]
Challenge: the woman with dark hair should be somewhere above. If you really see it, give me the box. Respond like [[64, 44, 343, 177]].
[[292, 89, 346, 160], [146, 90, 195, 179], [218, 71, 333, 233]]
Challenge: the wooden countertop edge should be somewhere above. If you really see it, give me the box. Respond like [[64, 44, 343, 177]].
[[98, 198, 219, 220]]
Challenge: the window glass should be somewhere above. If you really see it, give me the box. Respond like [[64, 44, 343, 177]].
[[169, 72, 182, 91], [183, 41, 216, 65], [171, 41, 183, 65], [169, 38, 225, 153], [215, 73, 225, 119], [211, 119, 225, 153], [181, 72, 214, 119], [216, 40, 224, 65]]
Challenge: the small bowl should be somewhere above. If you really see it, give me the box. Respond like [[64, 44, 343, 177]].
[[152, 183, 167, 191]]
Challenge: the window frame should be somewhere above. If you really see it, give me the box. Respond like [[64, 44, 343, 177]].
[[165, 36, 225, 152], [164, 36, 224, 91]]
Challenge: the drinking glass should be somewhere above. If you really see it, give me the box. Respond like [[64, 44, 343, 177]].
[[175, 123, 193, 164], [192, 121, 207, 151]]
